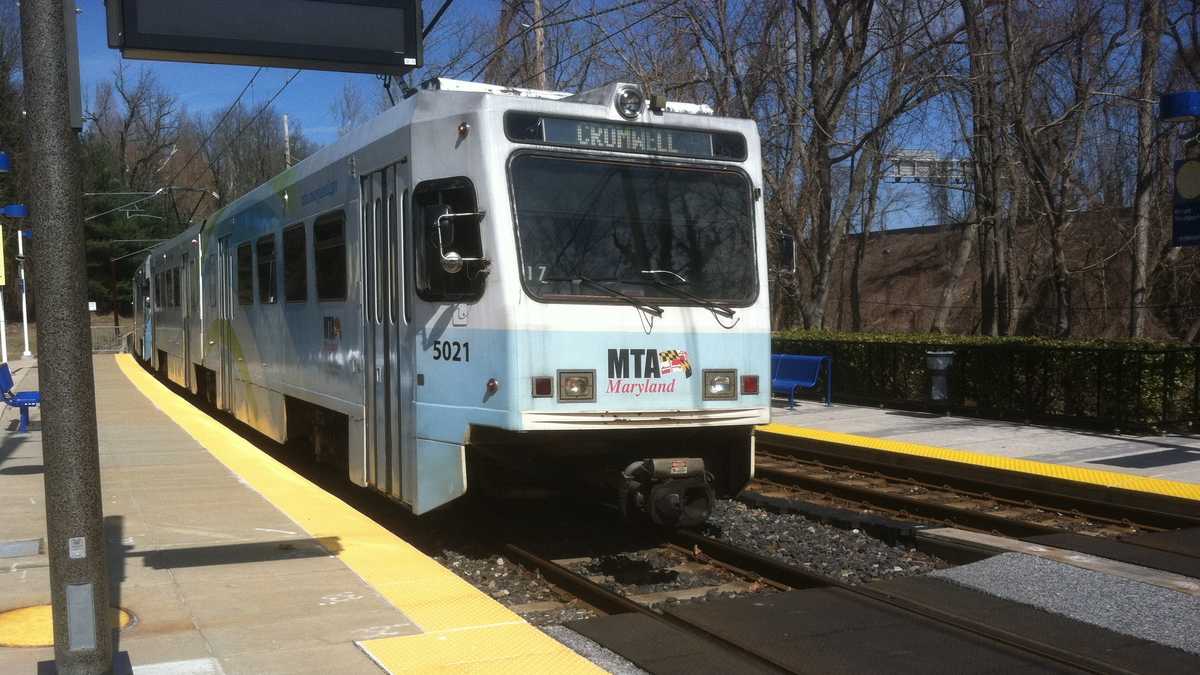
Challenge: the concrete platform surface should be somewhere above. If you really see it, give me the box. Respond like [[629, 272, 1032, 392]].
[[771, 400, 1200, 485], [0, 356, 599, 674]]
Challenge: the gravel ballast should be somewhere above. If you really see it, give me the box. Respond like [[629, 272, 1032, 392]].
[[933, 552, 1200, 655], [702, 499, 947, 583]]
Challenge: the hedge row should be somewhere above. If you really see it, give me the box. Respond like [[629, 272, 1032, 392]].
[[773, 330, 1200, 433]]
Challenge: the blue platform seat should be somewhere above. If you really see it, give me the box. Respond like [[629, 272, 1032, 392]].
[[0, 363, 40, 433], [771, 354, 832, 408]]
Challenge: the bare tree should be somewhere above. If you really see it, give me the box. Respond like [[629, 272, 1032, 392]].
[[1130, 0, 1162, 336], [87, 65, 181, 192], [773, 0, 956, 329], [330, 80, 369, 137], [1000, 0, 1128, 336]]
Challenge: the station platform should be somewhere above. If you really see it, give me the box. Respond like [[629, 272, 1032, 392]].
[[767, 400, 1200, 498], [0, 355, 600, 674]]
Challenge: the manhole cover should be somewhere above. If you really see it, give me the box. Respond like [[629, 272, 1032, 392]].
[[0, 605, 133, 647]]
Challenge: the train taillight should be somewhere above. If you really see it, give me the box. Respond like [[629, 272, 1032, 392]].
[[532, 376, 553, 398], [741, 375, 760, 396]]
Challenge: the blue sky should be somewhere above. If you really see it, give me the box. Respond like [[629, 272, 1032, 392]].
[[75, 0, 476, 146], [72, 0, 933, 229]]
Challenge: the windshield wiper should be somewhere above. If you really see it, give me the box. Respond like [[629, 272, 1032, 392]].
[[638, 270, 736, 318], [544, 275, 664, 318]]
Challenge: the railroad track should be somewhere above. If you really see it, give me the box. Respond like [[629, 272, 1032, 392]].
[[501, 527, 1136, 674], [755, 431, 1200, 539]]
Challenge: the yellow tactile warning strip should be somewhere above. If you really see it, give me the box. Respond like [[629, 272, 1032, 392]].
[[760, 422, 1200, 502], [114, 355, 601, 674], [0, 605, 132, 648]]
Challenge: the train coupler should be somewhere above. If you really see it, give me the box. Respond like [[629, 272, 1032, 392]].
[[619, 458, 715, 528]]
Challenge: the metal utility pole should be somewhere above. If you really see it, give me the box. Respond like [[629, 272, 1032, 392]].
[[282, 114, 292, 167], [531, 0, 547, 90], [19, 0, 113, 671], [19, 230, 32, 358]]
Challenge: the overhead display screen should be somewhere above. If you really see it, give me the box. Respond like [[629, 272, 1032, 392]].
[[505, 113, 748, 161], [107, 0, 422, 75]]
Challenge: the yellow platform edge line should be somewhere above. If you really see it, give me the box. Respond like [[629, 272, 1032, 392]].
[[113, 355, 600, 674], [759, 422, 1200, 502]]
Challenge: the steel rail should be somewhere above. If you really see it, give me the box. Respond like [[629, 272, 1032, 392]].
[[759, 451, 1162, 533], [757, 431, 1200, 531], [753, 462, 1065, 538], [499, 542, 790, 674]]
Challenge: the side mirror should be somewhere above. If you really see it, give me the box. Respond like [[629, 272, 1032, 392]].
[[433, 209, 490, 274]]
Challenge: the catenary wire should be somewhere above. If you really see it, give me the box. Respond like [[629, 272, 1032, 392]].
[[164, 67, 263, 188], [517, 0, 684, 88]]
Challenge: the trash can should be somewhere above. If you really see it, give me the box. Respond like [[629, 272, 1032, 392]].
[[926, 350, 955, 403]]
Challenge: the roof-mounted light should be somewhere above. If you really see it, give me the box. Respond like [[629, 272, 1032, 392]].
[[615, 86, 644, 120]]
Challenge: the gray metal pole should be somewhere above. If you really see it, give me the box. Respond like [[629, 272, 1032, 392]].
[[18, 0, 113, 672]]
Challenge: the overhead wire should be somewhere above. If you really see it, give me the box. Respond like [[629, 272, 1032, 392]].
[[85, 189, 166, 222], [164, 67, 263, 188], [180, 69, 302, 225], [517, 0, 684, 88], [199, 70, 302, 172], [423, 0, 457, 39], [459, 0, 575, 81]]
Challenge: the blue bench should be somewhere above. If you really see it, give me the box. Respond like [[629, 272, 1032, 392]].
[[771, 354, 832, 408], [0, 363, 40, 433]]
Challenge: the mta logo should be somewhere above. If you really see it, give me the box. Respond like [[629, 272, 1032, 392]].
[[607, 349, 692, 379]]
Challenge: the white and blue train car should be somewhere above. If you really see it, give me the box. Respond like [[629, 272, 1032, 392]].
[[135, 79, 771, 526]]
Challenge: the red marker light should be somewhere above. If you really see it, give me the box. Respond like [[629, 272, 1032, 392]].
[[532, 376, 553, 397], [741, 375, 760, 396]]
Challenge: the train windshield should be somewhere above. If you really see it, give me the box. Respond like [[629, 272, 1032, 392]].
[[511, 154, 756, 306]]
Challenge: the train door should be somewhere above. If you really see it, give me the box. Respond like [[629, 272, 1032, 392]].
[[141, 277, 152, 362], [181, 253, 192, 390], [361, 165, 410, 499], [217, 236, 235, 411]]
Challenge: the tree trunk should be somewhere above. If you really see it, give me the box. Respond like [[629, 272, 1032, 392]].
[[961, 0, 1002, 336], [931, 220, 978, 332], [850, 227, 867, 331], [1050, 221, 1072, 337], [1129, 0, 1160, 337], [531, 0, 547, 89], [979, 223, 999, 335]]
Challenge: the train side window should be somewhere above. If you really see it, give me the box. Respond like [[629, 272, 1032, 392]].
[[314, 212, 347, 301], [172, 268, 181, 307], [283, 224, 307, 302], [207, 255, 217, 308], [257, 234, 277, 304], [413, 177, 485, 302], [388, 192, 398, 324], [237, 243, 254, 305]]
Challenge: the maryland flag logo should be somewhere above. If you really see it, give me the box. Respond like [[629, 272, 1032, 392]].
[[659, 349, 693, 378]]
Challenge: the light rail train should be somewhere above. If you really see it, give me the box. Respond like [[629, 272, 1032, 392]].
[[132, 78, 770, 527]]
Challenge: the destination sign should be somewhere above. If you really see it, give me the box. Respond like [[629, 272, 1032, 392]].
[[505, 113, 747, 161], [544, 118, 713, 156]]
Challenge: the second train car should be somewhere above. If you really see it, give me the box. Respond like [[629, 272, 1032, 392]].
[[132, 78, 771, 527]]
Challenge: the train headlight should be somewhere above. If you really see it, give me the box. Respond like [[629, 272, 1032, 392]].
[[615, 86, 644, 119], [703, 370, 737, 401], [557, 370, 595, 402]]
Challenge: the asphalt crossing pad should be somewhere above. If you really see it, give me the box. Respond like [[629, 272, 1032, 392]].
[[871, 576, 1199, 673], [662, 588, 1068, 674], [1120, 527, 1200, 559], [1023, 532, 1200, 578], [565, 613, 776, 675]]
